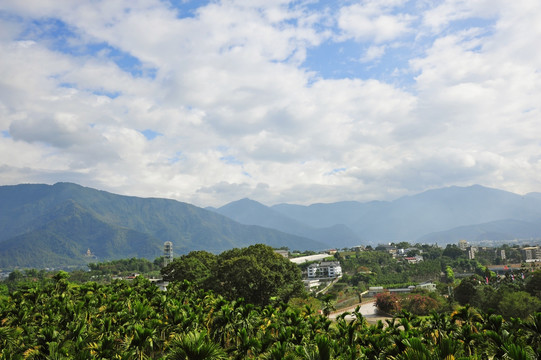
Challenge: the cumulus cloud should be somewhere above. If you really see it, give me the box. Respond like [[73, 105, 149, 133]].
[[0, 0, 540, 206], [337, 0, 414, 43]]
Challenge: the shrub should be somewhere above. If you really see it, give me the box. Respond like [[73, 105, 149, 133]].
[[401, 293, 440, 316], [375, 292, 401, 314]]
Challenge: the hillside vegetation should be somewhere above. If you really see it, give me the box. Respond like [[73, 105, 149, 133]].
[[3, 243, 541, 359], [0, 183, 324, 268], [1, 272, 540, 359]]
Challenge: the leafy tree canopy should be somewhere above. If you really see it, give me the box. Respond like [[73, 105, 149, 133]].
[[453, 276, 481, 306], [87, 257, 160, 274], [442, 244, 464, 260], [526, 270, 541, 298], [498, 291, 541, 319], [161, 244, 304, 306], [161, 250, 216, 288]]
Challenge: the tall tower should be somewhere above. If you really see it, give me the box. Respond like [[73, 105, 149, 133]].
[[163, 241, 173, 267]]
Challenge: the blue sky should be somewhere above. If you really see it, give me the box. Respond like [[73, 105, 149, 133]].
[[0, 0, 540, 206]]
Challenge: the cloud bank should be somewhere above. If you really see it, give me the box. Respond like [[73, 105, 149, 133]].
[[0, 0, 540, 206]]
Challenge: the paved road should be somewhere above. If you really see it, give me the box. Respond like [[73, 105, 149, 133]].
[[328, 300, 390, 323]]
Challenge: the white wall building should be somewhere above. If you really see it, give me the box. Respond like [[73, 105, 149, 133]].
[[307, 261, 342, 279]]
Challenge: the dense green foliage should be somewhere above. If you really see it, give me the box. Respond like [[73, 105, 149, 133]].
[[322, 245, 541, 326], [87, 257, 161, 274], [451, 273, 541, 318], [336, 245, 464, 290], [375, 291, 446, 316], [2, 274, 541, 359], [0, 183, 322, 269], [161, 244, 305, 306]]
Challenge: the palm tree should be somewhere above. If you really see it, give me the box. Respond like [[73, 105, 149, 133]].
[[425, 311, 456, 344], [451, 305, 483, 333], [501, 342, 536, 360], [166, 330, 227, 360], [389, 337, 433, 360], [261, 341, 298, 360], [0, 326, 23, 358], [231, 327, 262, 359], [121, 323, 162, 359], [321, 296, 336, 318], [521, 312, 541, 353], [300, 335, 335, 360]]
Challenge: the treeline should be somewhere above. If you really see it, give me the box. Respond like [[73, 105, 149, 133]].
[[451, 271, 541, 318], [87, 257, 161, 274], [1, 272, 541, 359]]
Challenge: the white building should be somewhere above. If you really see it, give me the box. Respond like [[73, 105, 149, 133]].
[[307, 261, 342, 279]]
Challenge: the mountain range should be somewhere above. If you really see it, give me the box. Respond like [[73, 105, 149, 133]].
[[212, 184, 541, 246], [0, 183, 325, 269], [2, 182, 541, 269]]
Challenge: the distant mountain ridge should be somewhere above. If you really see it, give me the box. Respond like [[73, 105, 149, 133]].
[[216, 185, 541, 246], [418, 219, 541, 244], [2, 182, 541, 269], [0, 183, 325, 268], [212, 198, 364, 248]]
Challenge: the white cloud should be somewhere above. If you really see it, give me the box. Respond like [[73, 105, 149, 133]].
[[0, 0, 541, 206], [421, 0, 499, 34], [337, 1, 413, 43], [360, 45, 386, 63]]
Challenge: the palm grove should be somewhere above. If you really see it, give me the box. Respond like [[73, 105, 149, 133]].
[[2, 244, 541, 359]]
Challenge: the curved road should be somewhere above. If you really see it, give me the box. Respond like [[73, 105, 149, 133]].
[[328, 300, 390, 323]]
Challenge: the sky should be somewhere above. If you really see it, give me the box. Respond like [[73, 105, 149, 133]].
[[1, 0, 540, 207]]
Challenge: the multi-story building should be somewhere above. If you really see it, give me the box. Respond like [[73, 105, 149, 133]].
[[495, 249, 506, 261], [521, 246, 541, 262], [467, 246, 477, 260], [307, 261, 342, 278]]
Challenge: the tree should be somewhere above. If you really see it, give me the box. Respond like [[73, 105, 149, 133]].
[[162, 245, 305, 306], [375, 292, 401, 314], [166, 331, 227, 360], [442, 244, 464, 260], [401, 293, 441, 316], [498, 291, 541, 319], [526, 270, 541, 298], [453, 276, 481, 306], [320, 294, 336, 317], [161, 251, 216, 288], [396, 242, 412, 249], [444, 266, 455, 283], [214, 244, 304, 306], [451, 304, 483, 332]]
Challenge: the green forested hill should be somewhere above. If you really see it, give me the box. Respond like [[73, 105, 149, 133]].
[[0, 183, 325, 268]]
